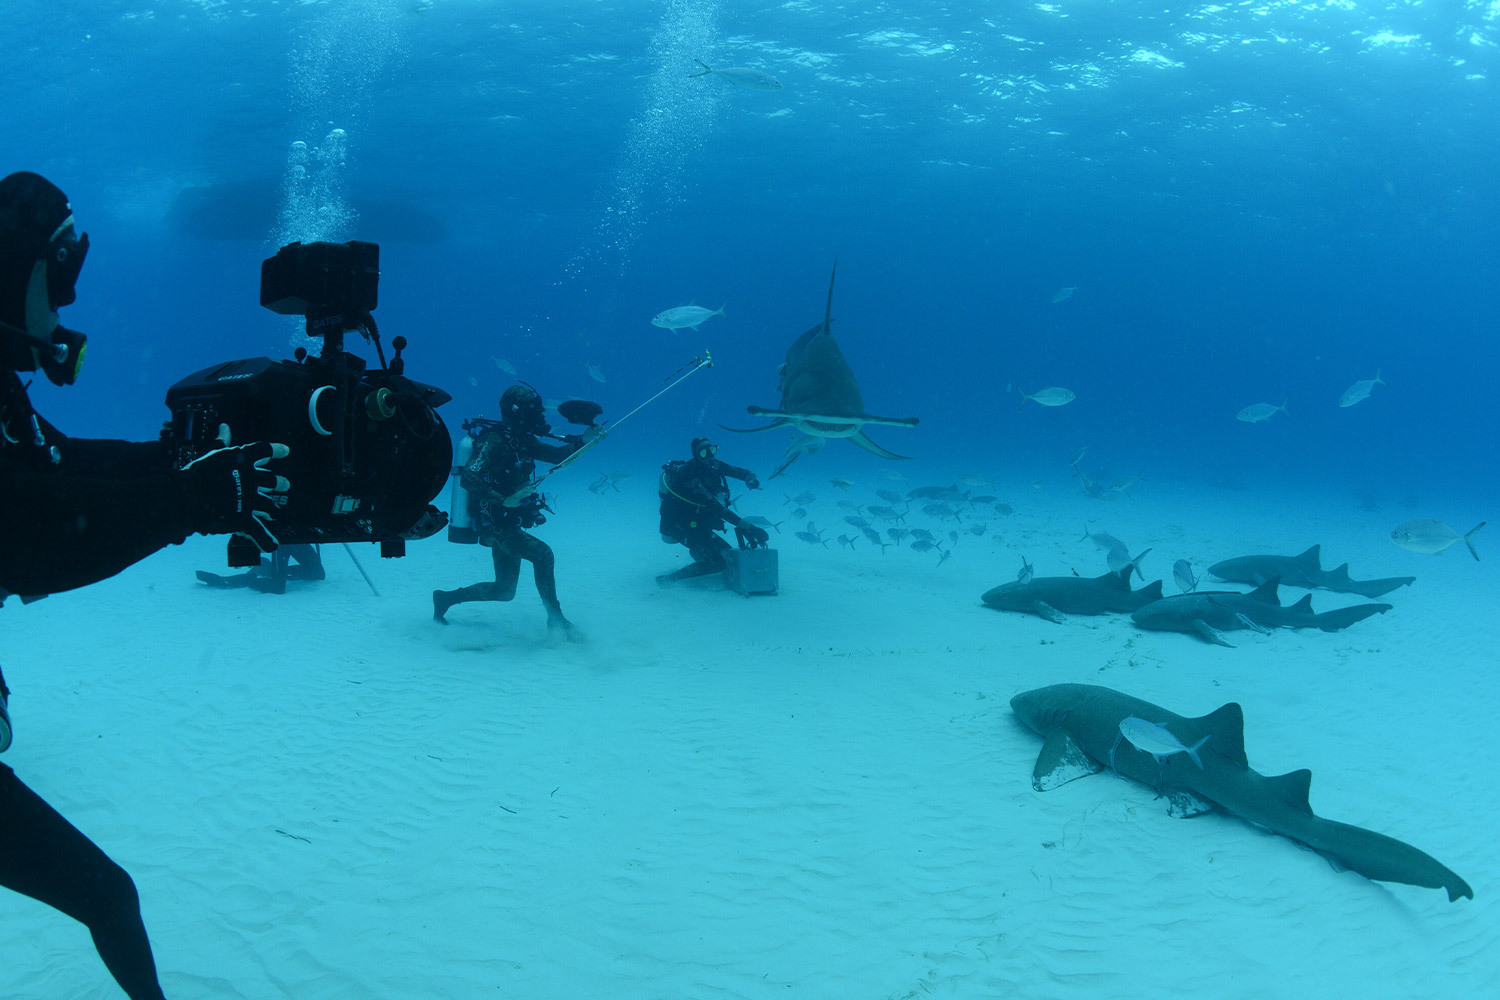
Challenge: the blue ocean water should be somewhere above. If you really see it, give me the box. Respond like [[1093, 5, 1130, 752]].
[[4, 4, 1497, 994], [8, 1, 1497, 507]]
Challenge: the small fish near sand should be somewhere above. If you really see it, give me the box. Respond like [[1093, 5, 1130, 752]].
[[1391, 520, 1484, 561], [688, 59, 783, 91], [1018, 386, 1075, 410], [652, 304, 725, 332], [1236, 400, 1288, 423], [1339, 369, 1385, 408]]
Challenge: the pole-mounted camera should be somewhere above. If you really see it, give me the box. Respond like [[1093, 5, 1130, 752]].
[[164, 240, 453, 567]]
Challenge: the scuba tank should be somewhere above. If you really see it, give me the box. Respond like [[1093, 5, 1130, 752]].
[[447, 431, 479, 544]]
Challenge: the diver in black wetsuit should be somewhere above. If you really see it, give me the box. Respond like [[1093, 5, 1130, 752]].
[[0, 171, 291, 1000], [656, 437, 768, 586], [432, 383, 598, 637], [196, 543, 325, 594]]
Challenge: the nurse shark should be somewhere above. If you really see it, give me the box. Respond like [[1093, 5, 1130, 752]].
[[1010, 683, 1471, 901]]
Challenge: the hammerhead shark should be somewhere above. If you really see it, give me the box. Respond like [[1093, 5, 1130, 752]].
[[981, 567, 1163, 623], [1011, 683, 1472, 901], [1131, 578, 1393, 646], [1209, 545, 1414, 598], [722, 261, 918, 471]]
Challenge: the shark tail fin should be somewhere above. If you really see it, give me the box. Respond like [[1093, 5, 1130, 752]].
[[689, 59, 713, 77], [1313, 603, 1392, 632], [1463, 521, 1485, 561], [1190, 703, 1247, 767]]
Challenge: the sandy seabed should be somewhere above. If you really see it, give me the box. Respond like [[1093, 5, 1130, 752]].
[[1, 464, 1494, 1000]]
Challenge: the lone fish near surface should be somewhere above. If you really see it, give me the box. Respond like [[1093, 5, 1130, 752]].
[[688, 59, 782, 91]]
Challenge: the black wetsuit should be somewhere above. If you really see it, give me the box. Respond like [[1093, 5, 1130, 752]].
[[433, 420, 583, 630], [1, 371, 177, 1000], [657, 456, 758, 582]]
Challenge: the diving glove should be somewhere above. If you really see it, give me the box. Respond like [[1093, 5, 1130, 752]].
[[179, 428, 290, 552]]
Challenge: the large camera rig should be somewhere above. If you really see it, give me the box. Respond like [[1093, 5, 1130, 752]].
[[163, 240, 452, 567]]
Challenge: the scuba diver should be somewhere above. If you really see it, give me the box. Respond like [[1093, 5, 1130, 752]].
[[195, 543, 325, 594], [433, 383, 601, 637], [0, 171, 290, 1000], [657, 437, 768, 586]]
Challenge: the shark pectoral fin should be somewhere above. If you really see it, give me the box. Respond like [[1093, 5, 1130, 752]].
[[1234, 612, 1275, 635], [1165, 791, 1215, 818], [1032, 601, 1067, 625], [720, 417, 787, 433], [847, 430, 912, 460], [1265, 769, 1314, 815], [1191, 620, 1236, 646], [860, 413, 922, 428], [1031, 730, 1101, 791]]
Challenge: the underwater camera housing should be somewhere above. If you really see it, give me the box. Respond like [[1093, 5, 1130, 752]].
[[163, 240, 453, 567]]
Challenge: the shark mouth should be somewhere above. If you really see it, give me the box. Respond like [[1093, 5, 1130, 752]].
[[796, 418, 863, 437]]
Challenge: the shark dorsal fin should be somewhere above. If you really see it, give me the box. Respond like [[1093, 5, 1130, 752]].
[[1189, 702, 1247, 767], [1247, 577, 1281, 603], [1265, 768, 1314, 814], [1138, 579, 1163, 600], [1296, 544, 1321, 567], [1104, 567, 1133, 589], [1289, 594, 1314, 614], [823, 258, 838, 333]]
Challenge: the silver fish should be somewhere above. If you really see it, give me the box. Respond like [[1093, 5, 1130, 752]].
[[1339, 370, 1385, 408], [1018, 386, 1075, 410], [1391, 520, 1484, 560], [688, 59, 782, 91], [651, 303, 725, 332], [1236, 400, 1288, 423], [1173, 559, 1199, 593]]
